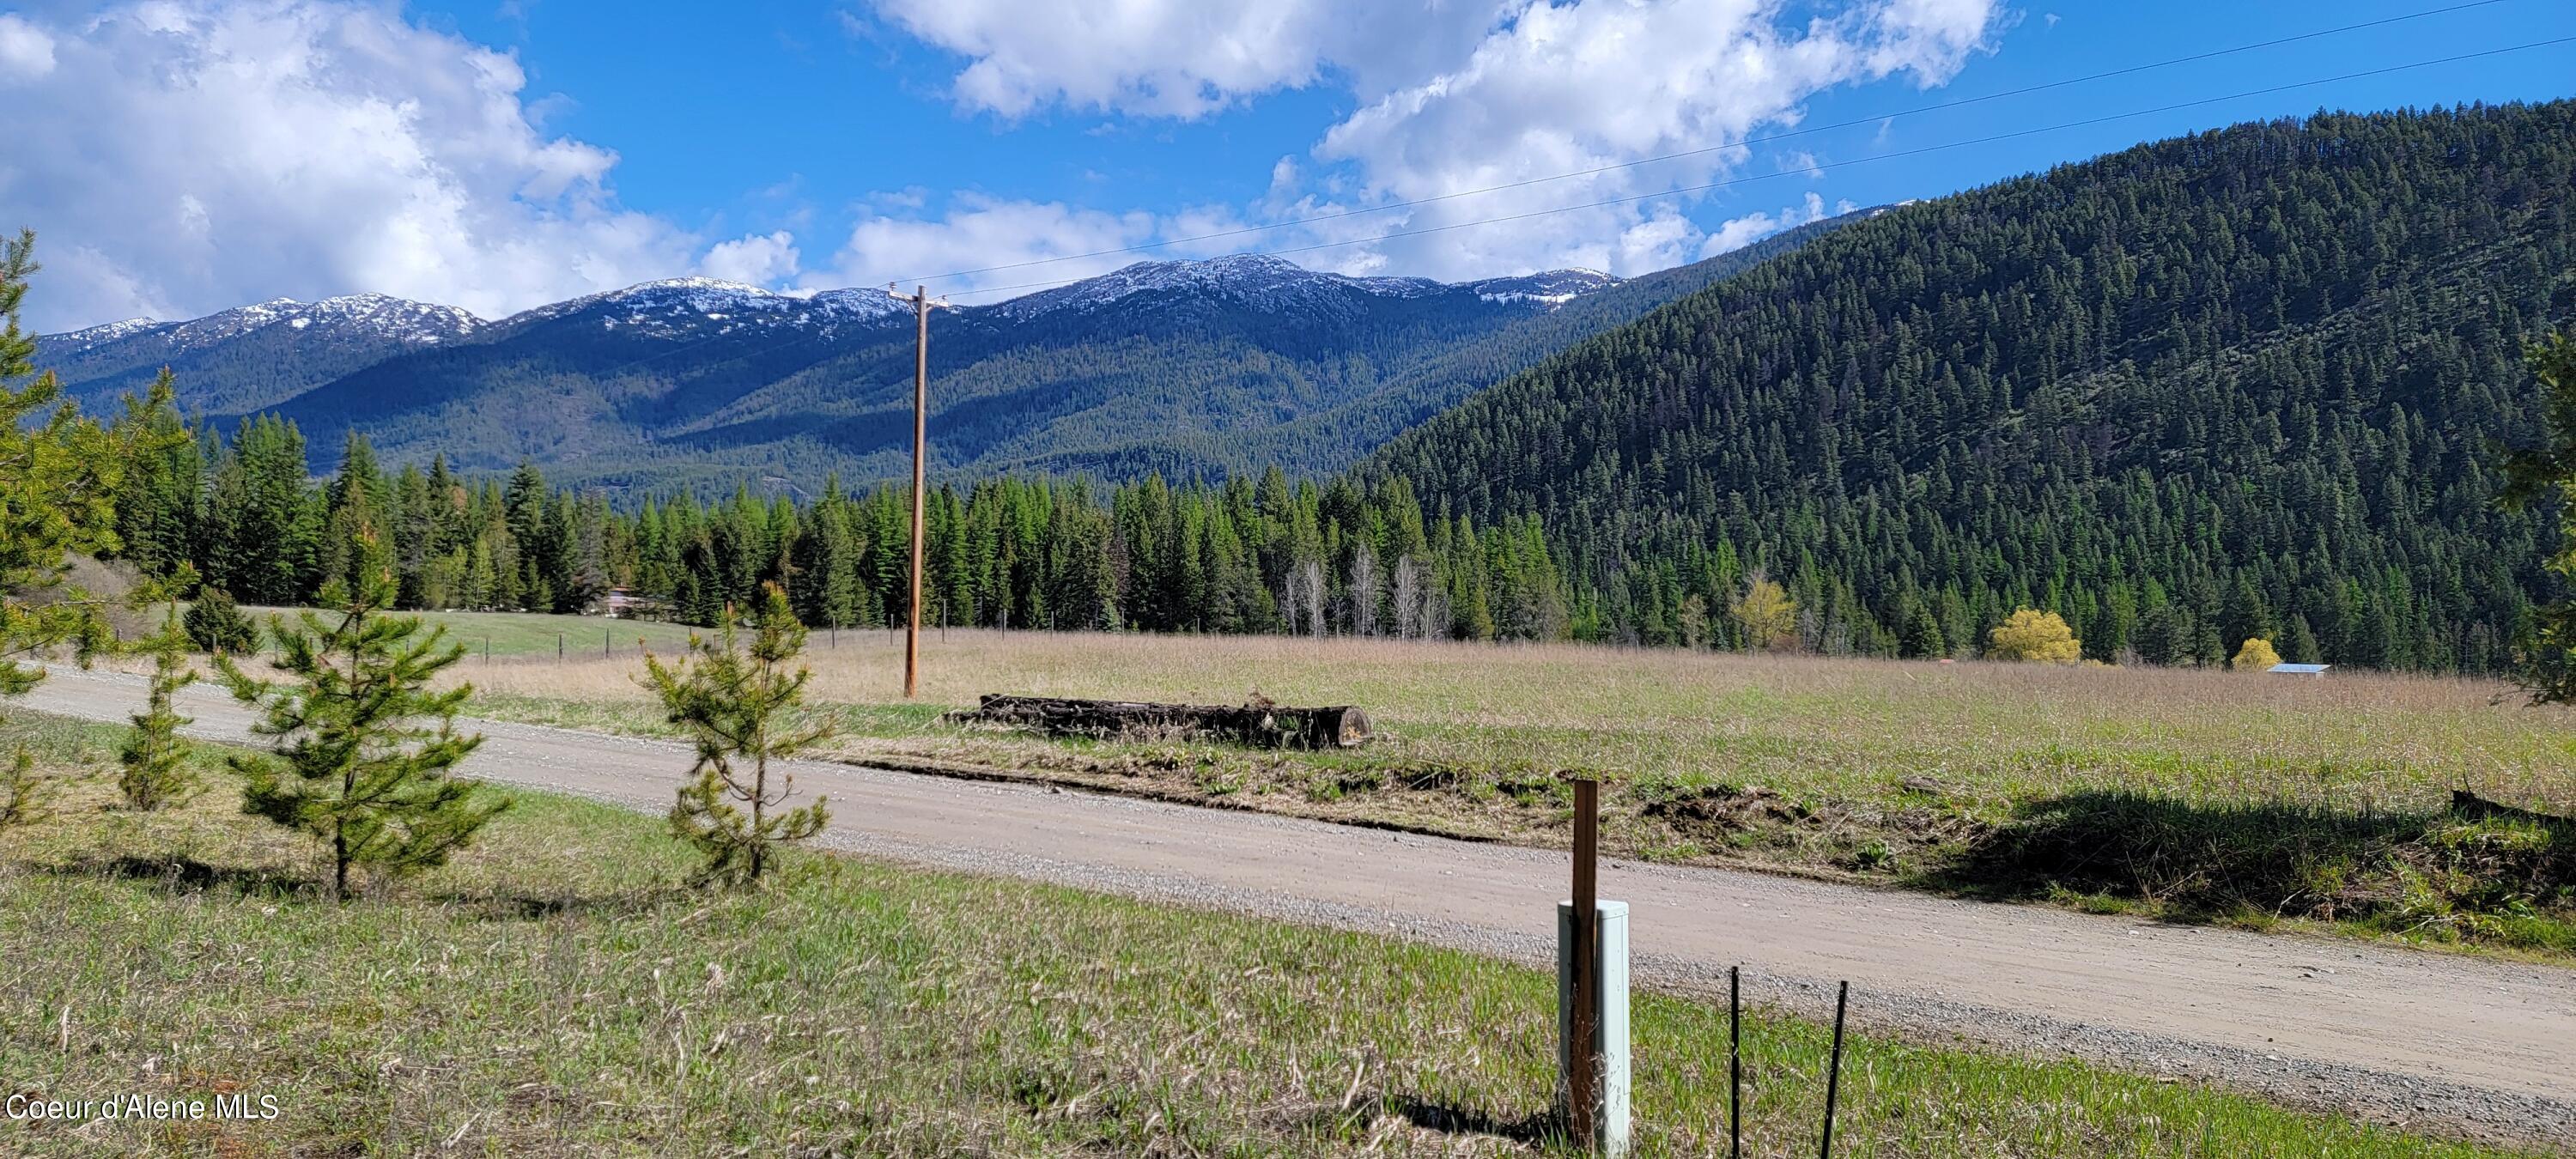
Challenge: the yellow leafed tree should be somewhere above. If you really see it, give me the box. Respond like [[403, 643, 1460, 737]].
[[1729, 573, 1798, 652], [1986, 608, 2081, 664], [2230, 637, 2282, 671]]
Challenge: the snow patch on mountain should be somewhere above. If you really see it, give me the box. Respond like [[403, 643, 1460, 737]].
[[40, 294, 484, 358], [509, 277, 909, 337], [988, 253, 1613, 320], [47, 316, 170, 353], [1467, 268, 1621, 305]]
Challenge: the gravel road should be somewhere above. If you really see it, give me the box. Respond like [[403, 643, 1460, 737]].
[[20, 664, 2575, 1149]]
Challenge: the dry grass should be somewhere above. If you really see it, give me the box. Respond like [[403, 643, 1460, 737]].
[[438, 628, 2576, 954], [468, 628, 2576, 812]]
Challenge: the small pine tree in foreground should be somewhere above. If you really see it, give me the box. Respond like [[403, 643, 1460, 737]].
[[2230, 637, 2283, 672], [118, 604, 200, 810], [217, 561, 503, 900], [1987, 608, 2083, 664], [0, 751, 49, 834], [642, 583, 832, 888]]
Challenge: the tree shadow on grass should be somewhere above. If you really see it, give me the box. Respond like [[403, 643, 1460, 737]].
[[27, 853, 694, 920], [428, 883, 698, 923], [1920, 789, 2576, 929], [37, 853, 313, 899]]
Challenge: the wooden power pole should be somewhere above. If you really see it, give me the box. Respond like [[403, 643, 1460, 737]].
[[889, 283, 945, 698]]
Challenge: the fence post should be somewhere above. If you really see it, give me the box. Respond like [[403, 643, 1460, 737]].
[[558, 631, 564, 660], [1819, 981, 1850, 1158], [1729, 966, 1741, 1159], [1559, 777, 1630, 1156]]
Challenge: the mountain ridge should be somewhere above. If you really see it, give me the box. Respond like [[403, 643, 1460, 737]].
[[39, 233, 1867, 491]]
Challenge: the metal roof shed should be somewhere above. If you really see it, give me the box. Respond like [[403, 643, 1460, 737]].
[[2268, 663, 2331, 676]]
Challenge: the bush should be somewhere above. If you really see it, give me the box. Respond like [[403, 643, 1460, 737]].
[[1986, 608, 2081, 664], [2231, 637, 2282, 671], [184, 588, 260, 656]]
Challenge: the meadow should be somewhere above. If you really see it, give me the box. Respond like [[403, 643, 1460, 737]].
[[440, 623, 2576, 954], [0, 714, 2540, 1158]]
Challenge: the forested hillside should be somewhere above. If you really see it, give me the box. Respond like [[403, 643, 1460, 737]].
[[1024, 210, 1883, 479], [1370, 102, 2576, 672]]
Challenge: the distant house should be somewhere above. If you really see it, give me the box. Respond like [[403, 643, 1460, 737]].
[[2268, 663, 2330, 677]]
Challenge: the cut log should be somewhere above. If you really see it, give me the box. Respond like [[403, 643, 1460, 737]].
[[945, 695, 1372, 749]]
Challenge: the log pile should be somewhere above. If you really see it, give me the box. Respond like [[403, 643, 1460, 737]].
[[946, 695, 1373, 749]]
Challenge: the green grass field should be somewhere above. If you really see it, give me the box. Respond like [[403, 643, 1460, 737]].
[[0, 714, 2537, 1157], [434, 626, 2576, 957]]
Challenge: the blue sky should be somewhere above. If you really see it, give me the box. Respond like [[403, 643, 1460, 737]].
[[4, 0, 2573, 330]]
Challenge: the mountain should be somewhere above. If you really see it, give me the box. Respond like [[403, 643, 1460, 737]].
[[40, 221, 1860, 493], [1368, 102, 2576, 673], [237, 253, 1662, 492], [37, 294, 483, 414]]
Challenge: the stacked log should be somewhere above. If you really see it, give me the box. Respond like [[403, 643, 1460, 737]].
[[946, 695, 1372, 749]]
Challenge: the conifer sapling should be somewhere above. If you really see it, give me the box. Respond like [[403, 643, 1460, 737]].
[[217, 551, 503, 900], [118, 604, 200, 810], [642, 583, 832, 887]]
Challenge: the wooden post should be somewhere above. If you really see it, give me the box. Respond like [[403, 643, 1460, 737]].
[[891, 283, 939, 699], [1820, 980, 1850, 1158], [907, 286, 927, 698], [1570, 776, 1600, 1148]]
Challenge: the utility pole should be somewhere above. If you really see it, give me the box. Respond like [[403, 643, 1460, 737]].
[[889, 283, 946, 698]]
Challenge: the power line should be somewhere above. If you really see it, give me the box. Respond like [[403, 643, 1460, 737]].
[[937, 33, 2573, 301], [897, 0, 2517, 288]]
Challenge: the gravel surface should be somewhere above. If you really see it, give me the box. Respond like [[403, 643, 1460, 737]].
[[22, 665, 2576, 1151]]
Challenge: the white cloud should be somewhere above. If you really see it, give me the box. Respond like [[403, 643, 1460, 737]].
[[858, 0, 1510, 118], [1702, 191, 1832, 256], [869, 0, 1997, 285], [813, 195, 1163, 298], [700, 231, 802, 286], [0, 15, 56, 79], [0, 1, 743, 331]]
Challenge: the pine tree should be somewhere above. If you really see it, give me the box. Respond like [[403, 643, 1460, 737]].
[[217, 556, 503, 900], [184, 588, 261, 656], [0, 230, 143, 832], [641, 583, 831, 888], [118, 605, 200, 810]]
